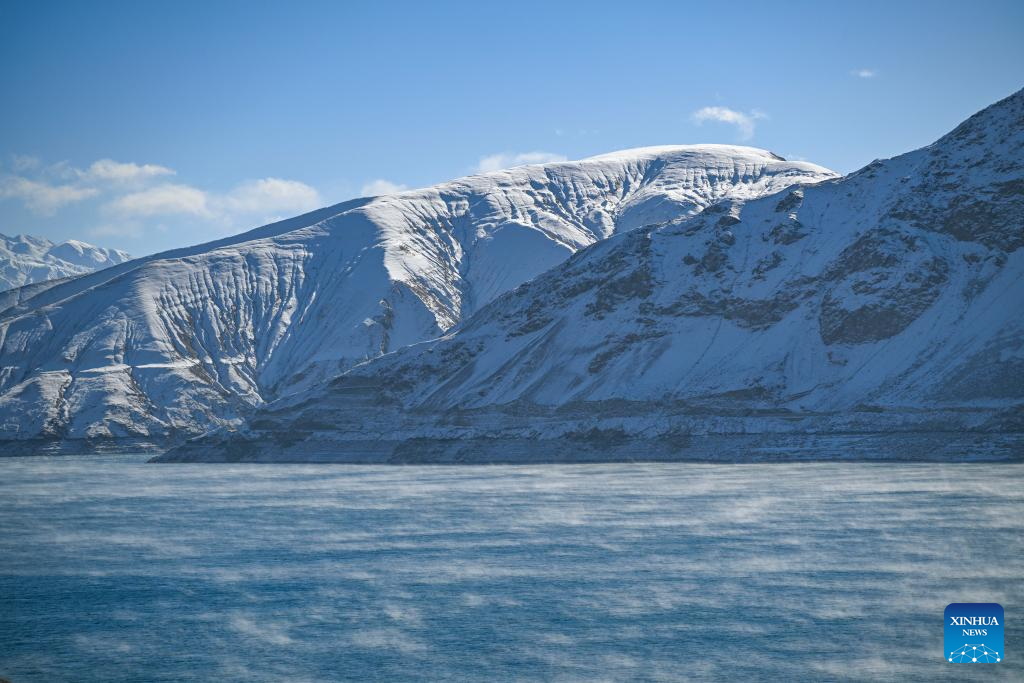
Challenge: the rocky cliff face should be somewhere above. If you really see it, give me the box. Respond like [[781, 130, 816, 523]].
[[0, 147, 832, 448], [160, 90, 1024, 462]]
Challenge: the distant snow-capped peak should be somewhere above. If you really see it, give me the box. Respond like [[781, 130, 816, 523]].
[[0, 233, 131, 292]]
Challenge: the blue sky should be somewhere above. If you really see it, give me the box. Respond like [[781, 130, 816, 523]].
[[1, 0, 1022, 255]]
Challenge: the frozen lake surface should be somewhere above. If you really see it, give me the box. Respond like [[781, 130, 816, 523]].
[[1, 456, 1022, 681]]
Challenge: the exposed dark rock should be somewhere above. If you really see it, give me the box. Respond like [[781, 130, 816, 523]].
[[774, 188, 804, 213], [768, 218, 809, 245], [819, 256, 949, 345]]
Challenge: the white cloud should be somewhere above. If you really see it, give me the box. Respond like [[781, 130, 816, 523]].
[[80, 159, 175, 184], [690, 106, 767, 141], [851, 69, 877, 79], [220, 178, 321, 216], [475, 151, 567, 173], [106, 177, 322, 226], [360, 179, 408, 196], [108, 183, 210, 217], [0, 176, 99, 215], [2, 153, 324, 239], [0, 156, 175, 215]]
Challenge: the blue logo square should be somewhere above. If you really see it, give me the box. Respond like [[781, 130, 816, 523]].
[[945, 603, 1004, 663]]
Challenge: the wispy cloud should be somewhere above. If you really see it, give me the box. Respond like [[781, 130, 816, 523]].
[[220, 178, 321, 217], [108, 178, 322, 224], [10, 154, 42, 173], [0, 176, 99, 214], [690, 106, 767, 141], [1, 154, 327, 248], [360, 179, 408, 196], [79, 159, 175, 184], [108, 183, 210, 218], [475, 151, 567, 174], [851, 68, 877, 79], [0, 156, 174, 215]]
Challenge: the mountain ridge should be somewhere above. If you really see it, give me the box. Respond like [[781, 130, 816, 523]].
[[0, 146, 833, 450], [0, 233, 131, 293], [159, 89, 1024, 462]]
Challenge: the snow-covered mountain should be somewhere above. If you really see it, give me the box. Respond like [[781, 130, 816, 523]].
[[160, 89, 1024, 462], [0, 233, 131, 292], [0, 147, 833, 451]]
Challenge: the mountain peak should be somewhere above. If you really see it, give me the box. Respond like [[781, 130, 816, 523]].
[[585, 143, 783, 162], [0, 233, 132, 292], [936, 86, 1024, 149], [159, 91, 1024, 462], [0, 145, 833, 447]]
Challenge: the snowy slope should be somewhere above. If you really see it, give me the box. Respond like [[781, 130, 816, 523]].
[[0, 147, 833, 449], [162, 89, 1024, 462], [0, 233, 131, 292]]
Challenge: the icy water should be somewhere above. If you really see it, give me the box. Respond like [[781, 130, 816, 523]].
[[1, 457, 1021, 682]]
